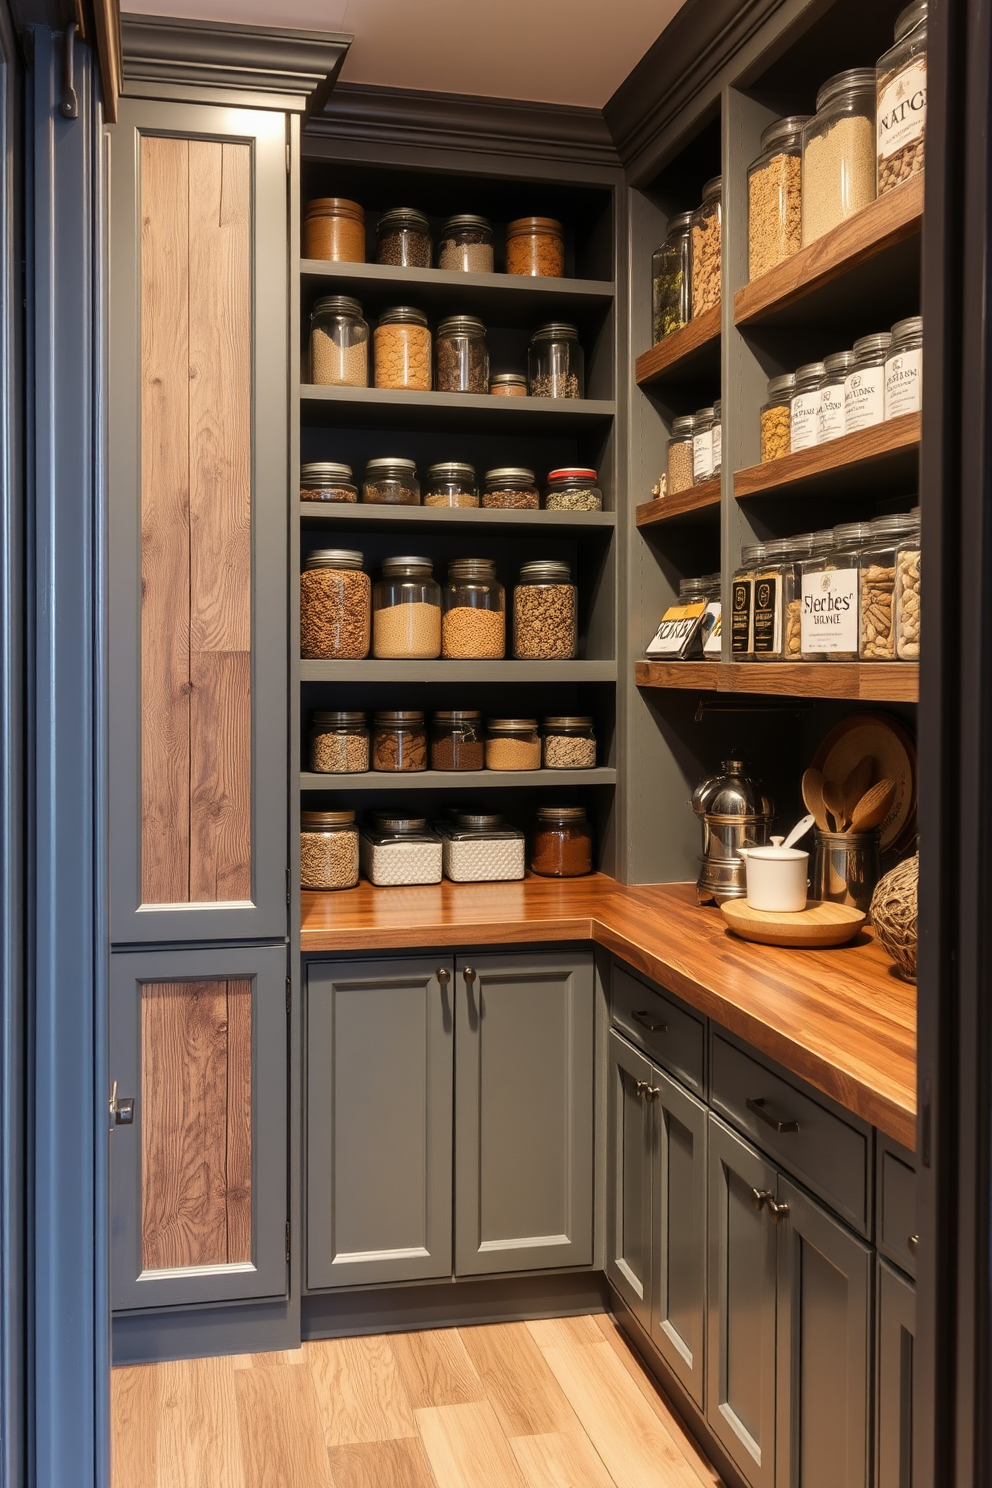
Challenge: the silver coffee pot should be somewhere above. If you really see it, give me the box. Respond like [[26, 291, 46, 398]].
[[692, 756, 775, 905]]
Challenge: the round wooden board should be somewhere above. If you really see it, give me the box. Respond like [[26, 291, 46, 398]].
[[811, 711, 917, 854], [720, 898, 866, 947]]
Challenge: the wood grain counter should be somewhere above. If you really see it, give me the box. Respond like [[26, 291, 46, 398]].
[[301, 877, 917, 1148]]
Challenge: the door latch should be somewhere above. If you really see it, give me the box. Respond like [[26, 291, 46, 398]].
[[109, 1080, 135, 1126]]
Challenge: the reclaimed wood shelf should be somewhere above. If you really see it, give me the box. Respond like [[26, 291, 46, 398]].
[[734, 412, 921, 503], [734, 172, 924, 328], [299, 502, 616, 530], [634, 303, 721, 387], [301, 659, 618, 683], [636, 478, 721, 527], [300, 767, 617, 791], [301, 259, 615, 322], [635, 659, 919, 703], [300, 384, 615, 432]]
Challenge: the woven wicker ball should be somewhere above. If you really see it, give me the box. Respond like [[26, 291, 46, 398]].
[[870, 853, 918, 981]]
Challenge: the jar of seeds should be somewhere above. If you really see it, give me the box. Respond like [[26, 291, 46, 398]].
[[442, 558, 505, 659], [490, 372, 527, 397], [372, 557, 441, 659], [544, 467, 602, 511], [482, 467, 539, 509], [877, 0, 927, 196], [374, 306, 432, 391], [310, 711, 369, 774], [818, 351, 854, 443], [512, 559, 577, 660], [310, 295, 369, 387], [300, 461, 358, 503], [651, 211, 693, 342], [800, 522, 872, 660], [690, 176, 722, 316], [542, 716, 596, 769], [303, 198, 365, 263], [859, 511, 919, 660], [438, 215, 494, 271], [300, 810, 359, 890], [424, 461, 478, 508], [895, 508, 921, 659], [802, 70, 877, 245], [505, 216, 564, 277], [845, 331, 891, 433], [376, 208, 431, 268], [528, 323, 584, 399], [885, 315, 923, 418], [363, 457, 420, 506], [747, 117, 809, 280], [730, 544, 766, 659], [372, 710, 428, 771], [760, 375, 794, 461], [300, 549, 370, 660], [485, 718, 541, 770], [668, 415, 696, 493], [692, 406, 716, 483], [430, 711, 484, 770], [435, 315, 489, 393], [791, 361, 826, 452]]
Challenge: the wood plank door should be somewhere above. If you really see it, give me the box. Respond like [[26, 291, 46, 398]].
[[108, 99, 288, 944], [876, 1259, 916, 1488], [306, 958, 454, 1290], [648, 1064, 707, 1409], [454, 951, 594, 1276], [110, 945, 288, 1310], [606, 1029, 654, 1331]]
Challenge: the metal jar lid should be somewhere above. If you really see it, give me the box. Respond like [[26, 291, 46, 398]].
[[822, 351, 855, 377], [867, 511, 920, 539], [671, 414, 695, 436], [665, 210, 694, 234], [365, 457, 417, 477], [377, 305, 429, 327], [369, 812, 429, 833], [853, 331, 893, 360], [373, 710, 425, 725], [304, 548, 364, 570], [506, 215, 563, 236], [530, 322, 579, 342], [700, 175, 722, 202], [301, 461, 353, 483], [740, 544, 766, 565], [454, 812, 504, 830], [441, 214, 492, 234], [833, 520, 875, 546], [487, 718, 537, 732], [446, 557, 498, 579], [433, 710, 482, 723], [766, 373, 795, 400], [313, 710, 366, 726], [815, 68, 877, 112], [542, 716, 594, 729], [380, 554, 434, 576], [694, 405, 716, 422], [377, 208, 430, 233], [890, 315, 923, 345], [301, 809, 356, 827], [304, 197, 365, 220], [490, 373, 527, 388], [426, 461, 476, 483], [757, 115, 811, 154], [484, 467, 536, 485], [437, 315, 487, 336], [794, 362, 826, 388], [536, 805, 588, 822], [894, 0, 927, 42], [517, 559, 572, 583], [312, 294, 364, 318]]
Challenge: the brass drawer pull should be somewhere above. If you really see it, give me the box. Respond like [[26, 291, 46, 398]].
[[765, 1197, 790, 1223], [908, 1234, 919, 1256], [747, 1096, 800, 1133], [436, 967, 451, 987], [635, 1080, 661, 1102], [632, 1009, 668, 1034], [751, 1187, 773, 1212]]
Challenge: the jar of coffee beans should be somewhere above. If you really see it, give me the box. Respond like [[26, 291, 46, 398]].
[[301, 461, 358, 503], [300, 810, 359, 890], [531, 805, 593, 877], [482, 467, 539, 509], [512, 559, 577, 660], [442, 558, 505, 658], [438, 215, 493, 272], [300, 549, 370, 660], [528, 323, 584, 399], [363, 457, 420, 506], [505, 216, 564, 277], [435, 315, 489, 393], [374, 306, 432, 391], [310, 711, 369, 773], [310, 295, 369, 387], [372, 556, 441, 658], [376, 207, 431, 268]]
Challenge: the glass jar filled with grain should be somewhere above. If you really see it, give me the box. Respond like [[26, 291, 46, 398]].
[[859, 511, 919, 660], [651, 211, 693, 343], [442, 558, 506, 659], [374, 306, 432, 391], [300, 810, 360, 890], [542, 716, 596, 770], [531, 805, 593, 877], [482, 467, 539, 510], [372, 556, 441, 659], [300, 461, 358, 503], [818, 351, 854, 443], [544, 467, 603, 512], [435, 315, 489, 393], [300, 549, 370, 660], [747, 117, 809, 281], [303, 198, 365, 263], [430, 711, 484, 771], [528, 323, 584, 399], [309, 710, 369, 774], [424, 461, 478, 508], [668, 414, 696, 493], [781, 534, 813, 660], [363, 457, 420, 506], [845, 331, 891, 433], [801, 70, 877, 245], [490, 372, 527, 397], [372, 711, 428, 772], [376, 207, 432, 267], [438, 214, 494, 271], [800, 521, 872, 661], [760, 375, 793, 462], [730, 544, 766, 660], [895, 508, 921, 660], [310, 295, 369, 387], [512, 559, 578, 660], [885, 316, 923, 418], [877, 0, 927, 196], [690, 176, 722, 317], [790, 361, 826, 452], [485, 718, 541, 771], [692, 406, 716, 484], [505, 216, 564, 277]]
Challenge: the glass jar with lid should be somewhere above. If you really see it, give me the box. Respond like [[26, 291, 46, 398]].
[[691, 176, 722, 317], [310, 710, 369, 774], [513, 559, 577, 660], [435, 315, 489, 393], [730, 544, 766, 659], [430, 711, 484, 771], [441, 558, 506, 659], [436, 812, 526, 883], [760, 375, 793, 462], [895, 507, 921, 660], [712, 399, 723, 479], [505, 216, 564, 277], [485, 719, 541, 771], [372, 556, 441, 659], [490, 372, 527, 397], [845, 331, 892, 433], [300, 461, 358, 503], [544, 467, 602, 511], [373, 306, 432, 391], [818, 351, 854, 443], [651, 211, 693, 343], [528, 323, 584, 399], [300, 810, 360, 890], [877, 0, 927, 195], [482, 467, 539, 509], [782, 534, 813, 659], [360, 813, 443, 886], [363, 457, 420, 506], [801, 70, 877, 245], [300, 549, 370, 660], [376, 208, 432, 267], [752, 538, 803, 661], [310, 295, 369, 387], [692, 406, 716, 484], [542, 716, 597, 770], [800, 522, 873, 660], [791, 361, 825, 452], [531, 805, 593, 877], [885, 316, 923, 418], [371, 711, 428, 772], [424, 461, 478, 508], [668, 414, 696, 493], [438, 214, 494, 272], [859, 511, 920, 660], [747, 116, 810, 280], [303, 198, 365, 263]]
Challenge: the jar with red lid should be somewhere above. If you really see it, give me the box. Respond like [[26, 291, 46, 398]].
[[544, 468, 602, 512]]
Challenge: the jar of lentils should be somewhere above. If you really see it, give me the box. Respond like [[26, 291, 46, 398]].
[[424, 461, 478, 508], [374, 306, 432, 391], [542, 716, 596, 769], [438, 214, 493, 272], [528, 323, 584, 399], [482, 467, 539, 509], [435, 315, 489, 393], [505, 216, 564, 277], [300, 461, 358, 503], [310, 710, 369, 774], [372, 556, 442, 659], [690, 176, 722, 316], [760, 375, 793, 461], [376, 207, 432, 267], [363, 457, 420, 506], [442, 558, 506, 659], [300, 549, 370, 660], [310, 295, 369, 387], [668, 415, 696, 493], [544, 467, 602, 512], [490, 372, 527, 397], [430, 711, 484, 771], [513, 559, 577, 660], [300, 810, 360, 890], [531, 805, 593, 877]]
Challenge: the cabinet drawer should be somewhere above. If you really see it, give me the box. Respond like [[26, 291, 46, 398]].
[[611, 964, 704, 1094], [711, 1034, 869, 1232], [878, 1139, 917, 1278]]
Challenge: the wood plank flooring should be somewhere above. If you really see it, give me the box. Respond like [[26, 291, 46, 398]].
[[111, 1315, 723, 1488]]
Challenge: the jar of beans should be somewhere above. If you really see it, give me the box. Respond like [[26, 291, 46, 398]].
[[363, 457, 420, 506], [372, 556, 441, 659], [372, 710, 428, 771], [512, 559, 577, 660], [544, 467, 602, 511], [300, 810, 360, 890], [485, 718, 541, 770], [531, 805, 593, 877], [690, 176, 722, 317], [542, 717, 596, 769], [301, 461, 358, 503], [746, 118, 808, 280], [424, 461, 478, 508], [667, 414, 696, 493], [435, 315, 489, 393], [482, 467, 539, 509], [300, 549, 371, 660], [430, 711, 484, 770], [490, 373, 527, 397], [528, 323, 584, 399], [505, 216, 564, 277], [310, 710, 369, 773], [760, 377, 793, 462], [438, 215, 494, 272], [376, 207, 432, 267], [303, 198, 365, 263], [310, 296, 369, 387], [374, 306, 432, 391], [442, 558, 505, 658]]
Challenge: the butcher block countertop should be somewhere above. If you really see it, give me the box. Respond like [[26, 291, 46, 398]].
[[301, 876, 917, 1147]]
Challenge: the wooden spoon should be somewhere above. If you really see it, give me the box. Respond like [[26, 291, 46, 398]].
[[801, 768, 830, 832], [821, 777, 847, 832], [849, 778, 896, 833], [842, 756, 874, 826]]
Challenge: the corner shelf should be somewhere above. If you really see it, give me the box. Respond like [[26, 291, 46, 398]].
[[636, 478, 721, 527], [634, 303, 721, 387], [301, 767, 617, 791], [300, 384, 615, 432], [299, 502, 616, 531], [635, 660, 919, 703], [301, 660, 618, 683], [734, 412, 921, 503]]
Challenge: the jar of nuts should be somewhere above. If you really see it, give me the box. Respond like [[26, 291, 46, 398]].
[[528, 323, 584, 399], [300, 549, 370, 660], [424, 461, 478, 508], [791, 361, 826, 453], [505, 216, 564, 277], [442, 558, 506, 659], [651, 211, 693, 343], [374, 306, 432, 391], [760, 375, 794, 462], [747, 117, 809, 281], [435, 315, 489, 394], [895, 508, 921, 660], [482, 467, 539, 509], [876, 1, 927, 197], [512, 559, 577, 660], [542, 716, 596, 769], [376, 207, 432, 267], [372, 556, 441, 659], [363, 457, 420, 506], [310, 295, 369, 387], [690, 176, 722, 317], [301, 461, 358, 503], [668, 414, 696, 493], [300, 810, 360, 890], [859, 511, 920, 660], [800, 522, 872, 661], [818, 351, 854, 443], [310, 711, 370, 774]]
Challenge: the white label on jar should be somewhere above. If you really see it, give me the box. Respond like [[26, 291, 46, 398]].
[[692, 429, 713, 482], [877, 57, 927, 159], [801, 567, 858, 653], [712, 421, 722, 471], [703, 601, 722, 657], [791, 390, 822, 451], [845, 368, 885, 432], [818, 381, 846, 442], [885, 348, 923, 417]]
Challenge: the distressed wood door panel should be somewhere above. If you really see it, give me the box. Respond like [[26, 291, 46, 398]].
[[111, 945, 287, 1311]]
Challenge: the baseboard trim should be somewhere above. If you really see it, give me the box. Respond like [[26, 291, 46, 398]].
[[112, 1299, 298, 1366]]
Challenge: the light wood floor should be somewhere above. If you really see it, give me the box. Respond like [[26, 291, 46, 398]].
[[111, 1313, 724, 1488]]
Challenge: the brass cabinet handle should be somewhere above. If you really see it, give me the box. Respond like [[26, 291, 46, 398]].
[[463, 967, 476, 986], [632, 1010, 668, 1034], [747, 1096, 800, 1134], [436, 968, 451, 987], [751, 1187, 773, 1212], [908, 1234, 919, 1256], [765, 1197, 790, 1223], [635, 1080, 661, 1102]]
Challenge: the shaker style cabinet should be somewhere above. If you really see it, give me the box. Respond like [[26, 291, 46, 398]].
[[876, 1259, 916, 1488]]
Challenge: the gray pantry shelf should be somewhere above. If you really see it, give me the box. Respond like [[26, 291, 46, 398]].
[[300, 384, 616, 432], [299, 660, 618, 682], [298, 502, 616, 529], [301, 259, 615, 322], [300, 767, 618, 790]]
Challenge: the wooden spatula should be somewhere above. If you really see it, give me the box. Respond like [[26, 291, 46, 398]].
[[849, 778, 896, 833], [842, 756, 874, 826], [801, 767, 830, 832], [821, 777, 847, 832]]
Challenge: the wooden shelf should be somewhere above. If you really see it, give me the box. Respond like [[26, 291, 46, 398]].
[[299, 502, 616, 531], [734, 413, 921, 503], [734, 172, 924, 328], [301, 260, 614, 323], [301, 660, 618, 683], [634, 303, 721, 387], [636, 479, 721, 527], [300, 384, 615, 432], [300, 767, 617, 791], [635, 660, 919, 703]]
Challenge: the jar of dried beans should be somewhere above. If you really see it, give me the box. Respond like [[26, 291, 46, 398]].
[[690, 176, 722, 317], [528, 323, 584, 399], [300, 461, 358, 503], [363, 457, 420, 506], [376, 207, 431, 268], [885, 315, 923, 418], [300, 549, 370, 660], [300, 810, 359, 890], [430, 711, 484, 771], [485, 719, 541, 770], [790, 361, 825, 453], [374, 306, 432, 391], [651, 211, 693, 343], [482, 467, 539, 509], [310, 295, 369, 387], [303, 198, 365, 263], [818, 351, 853, 443], [505, 216, 564, 277], [800, 522, 872, 661], [438, 214, 493, 272], [877, 0, 927, 196], [512, 559, 577, 660], [845, 331, 891, 433], [747, 117, 808, 281], [859, 511, 919, 660], [544, 467, 602, 512], [895, 508, 921, 659], [531, 805, 593, 877], [435, 315, 489, 394], [424, 461, 478, 508], [372, 556, 441, 659], [490, 372, 527, 397], [310, 710, 369, 774], [668, 415, 696, 492], [442, 558, 505, 659], [542, 716, 596, 769], [801, 70, 877, 245], [372, 710, 428, 771]]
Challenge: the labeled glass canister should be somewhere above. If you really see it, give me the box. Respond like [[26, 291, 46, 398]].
[[310, 711, 369, 774], [531, 805, 593, 877], [692, 406, 715, 484], [545, 467, 602, 511], [747, 116, 809, 280], [300, 461, 358, 503], [485, 718, 541, 770], [651, 210, 693, 343], [303, 198, 365, 263], [760, 375, 794, 462], [363, 457, 420, 506], [442, 557, 506, 659], [885, 315, 923, 418], [376, 207, 432, 268], [482, 467, 539, 509], [818, 351, 854, 442], [542, 716, 597, 769], [895, 507, 921, 660], [310, 295, 369, 387], [859, 511, 920, 660], [790, 361, 825, 452], [423, 461, 478, 508], [711, 399, 723, 479], [845, 331, 892, 433], [730, 544, 766, 660], [668, 414, 696, 493], [801, 69, 877, 245], [372, 556, 441, 659], [513, 559, 577, 660], [691, 175, 722, 317], [430, 711, 484, 771], [300, 549, 370, 660], [435, 315, 489, 393], [781, 534, 813, 659], [372, 710, 428, 772], [752, 537, 798, 661], [528, 322, 584, 399], [800, 521, 872, 661], [438, 214, 493, 272], [490, 372, 527, 397], [374, 306, 432, 391], [300, 810, 360, 890], [877, 0, 927, 195], [505, 216, 564, 277]]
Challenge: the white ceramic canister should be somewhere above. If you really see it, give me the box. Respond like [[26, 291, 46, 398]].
[[739, 836, 809, 912]]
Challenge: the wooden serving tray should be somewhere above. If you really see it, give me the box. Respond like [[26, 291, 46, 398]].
[[720, 898, 866, 948]]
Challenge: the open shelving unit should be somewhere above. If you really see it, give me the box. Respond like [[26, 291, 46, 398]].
[[635, 660, 919, 704]]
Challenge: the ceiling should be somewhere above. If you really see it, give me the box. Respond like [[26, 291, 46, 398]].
[[123, 0, 689, 108]]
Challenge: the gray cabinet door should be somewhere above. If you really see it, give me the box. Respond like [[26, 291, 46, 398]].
[[606, 1029, 654, 1331], [648, 1067, 707, 1409], [775, 1176, 872, 1488], [707, 1115, 778, 1488], [454, 951, 594, 1276], [307, 958, 453, 1290], [876, 1260, 915, 1488]]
